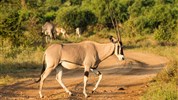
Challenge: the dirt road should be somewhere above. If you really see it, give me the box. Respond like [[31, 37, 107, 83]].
[[0, 50, 168, 100]]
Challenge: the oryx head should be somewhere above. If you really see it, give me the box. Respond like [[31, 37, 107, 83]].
[[109, 36, 124, 61]]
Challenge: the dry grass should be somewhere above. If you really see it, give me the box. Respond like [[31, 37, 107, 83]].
[[0, 75, 15, 86], [140, 46, 178, 100], [0, 33, 177, 99], [0, 46, 43, 85]]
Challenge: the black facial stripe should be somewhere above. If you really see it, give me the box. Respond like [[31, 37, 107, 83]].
[[117, 46, 119, 54], [84, 71, 89, 77], [118, 41, 124, 55], [120, 47, 124, 55], [117, 47, 124, 55], [119, 41, 123, 45], [117, 46, 121, 54]]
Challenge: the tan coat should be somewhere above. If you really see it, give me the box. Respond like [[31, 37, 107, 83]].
[[45, 41, 114, 69], [37, 37, 124, 98]]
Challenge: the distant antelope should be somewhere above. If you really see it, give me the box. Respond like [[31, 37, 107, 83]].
[[55, 27, 69, 38], [42, 22, 56, 43], [76, 27, 82, 37], [36, 36, 124, 98]]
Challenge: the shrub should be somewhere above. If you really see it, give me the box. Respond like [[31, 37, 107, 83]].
[[154, 25, 175, 44], [55, 7, 97, 29], [142, 81, 177, 100]]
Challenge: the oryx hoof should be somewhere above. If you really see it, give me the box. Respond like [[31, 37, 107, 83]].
[[92, 90, 95, 94], [39, 92, 44, 98], [84, 95, 90, 98], [69, 93, 74, 96], [68, 92, 74, 96], [40, 95, 44, 98]]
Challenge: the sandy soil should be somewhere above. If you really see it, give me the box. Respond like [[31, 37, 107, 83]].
[[0, 50, 168, 100]]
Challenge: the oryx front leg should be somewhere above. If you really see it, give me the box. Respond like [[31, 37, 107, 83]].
[[45, 36, 48, 43], [83, 68, 89, 98], [90, 68, 102, 93], [56, 66, 72, 96], [39, 67, 53, 98]]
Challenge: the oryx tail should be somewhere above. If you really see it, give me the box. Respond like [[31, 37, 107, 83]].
[[35, 54, 46, 83]]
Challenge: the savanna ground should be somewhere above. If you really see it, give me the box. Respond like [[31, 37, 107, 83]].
[[0, 49, 169, 100], [0, 0, 178, 99]]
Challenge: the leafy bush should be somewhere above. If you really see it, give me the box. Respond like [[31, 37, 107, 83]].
[[124, 0, 178, 44], [0, 0, 178, 46], [154, 25, 174, 43], [69, 0, 82, 5], [85, 0, 129, 27], [142, 81, 177, 100], [55, 6, 97, 29]]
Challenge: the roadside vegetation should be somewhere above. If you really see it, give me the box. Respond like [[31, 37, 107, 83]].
[[0, 0, 177, 99]]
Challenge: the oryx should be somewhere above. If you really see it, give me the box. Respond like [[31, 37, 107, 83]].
[[55, 27, 81, 38], [76, 27, 82, 37], [42, 22, 56, 43], [55, 27, 69, 38], [36, 36, 124, 98]]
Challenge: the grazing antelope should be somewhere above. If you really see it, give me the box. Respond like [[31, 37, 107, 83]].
[[76, 27, 82, 37], [36, 36, 124, 98], [42, 22, 56, 43], [55, 27, 69, 38]]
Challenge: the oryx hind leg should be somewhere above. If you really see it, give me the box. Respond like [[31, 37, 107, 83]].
[[55, 66, 72, 96], [83, 66, 90, 98], [39, 67, 54, 98], [90, 68, 102, 93]]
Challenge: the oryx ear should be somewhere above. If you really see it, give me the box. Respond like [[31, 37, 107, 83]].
[[109, 36, 117, 43]]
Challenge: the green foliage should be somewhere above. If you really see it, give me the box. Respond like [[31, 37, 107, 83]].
[[124, 0, 178, 44], [0, 0, 178, 47], [142, 81, 177, 100], [44, 11, 56, 21], [0, 46, 43, 75], [151, 4, 178, 43], [55, 6, 97, 29], [0, 1, 178, 98], [139, 45, 178, 100], [0, 1, 23, 46], [128, 0, 155, 17], [84, 0, 128, 27], [154, 25, 174, 43], [69, 0, 82, 5]]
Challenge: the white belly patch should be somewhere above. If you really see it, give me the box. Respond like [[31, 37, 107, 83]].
[[61, 61, 83, 69]]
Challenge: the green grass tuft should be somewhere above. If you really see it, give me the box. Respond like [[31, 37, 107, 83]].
[[142, 80, 178, 100]]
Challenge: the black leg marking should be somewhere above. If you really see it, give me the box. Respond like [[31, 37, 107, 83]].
[[84, 71, 89, 77], [91, 68, 101, 76], [97, 71, 101, 76]]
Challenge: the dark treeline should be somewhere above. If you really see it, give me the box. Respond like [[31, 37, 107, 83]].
[[0, 0, 178, 46]]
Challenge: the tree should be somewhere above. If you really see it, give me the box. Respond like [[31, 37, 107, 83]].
[[0, 0, 23, 46], [124, 0, 178, 44], [55, 6, 97, 30]]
